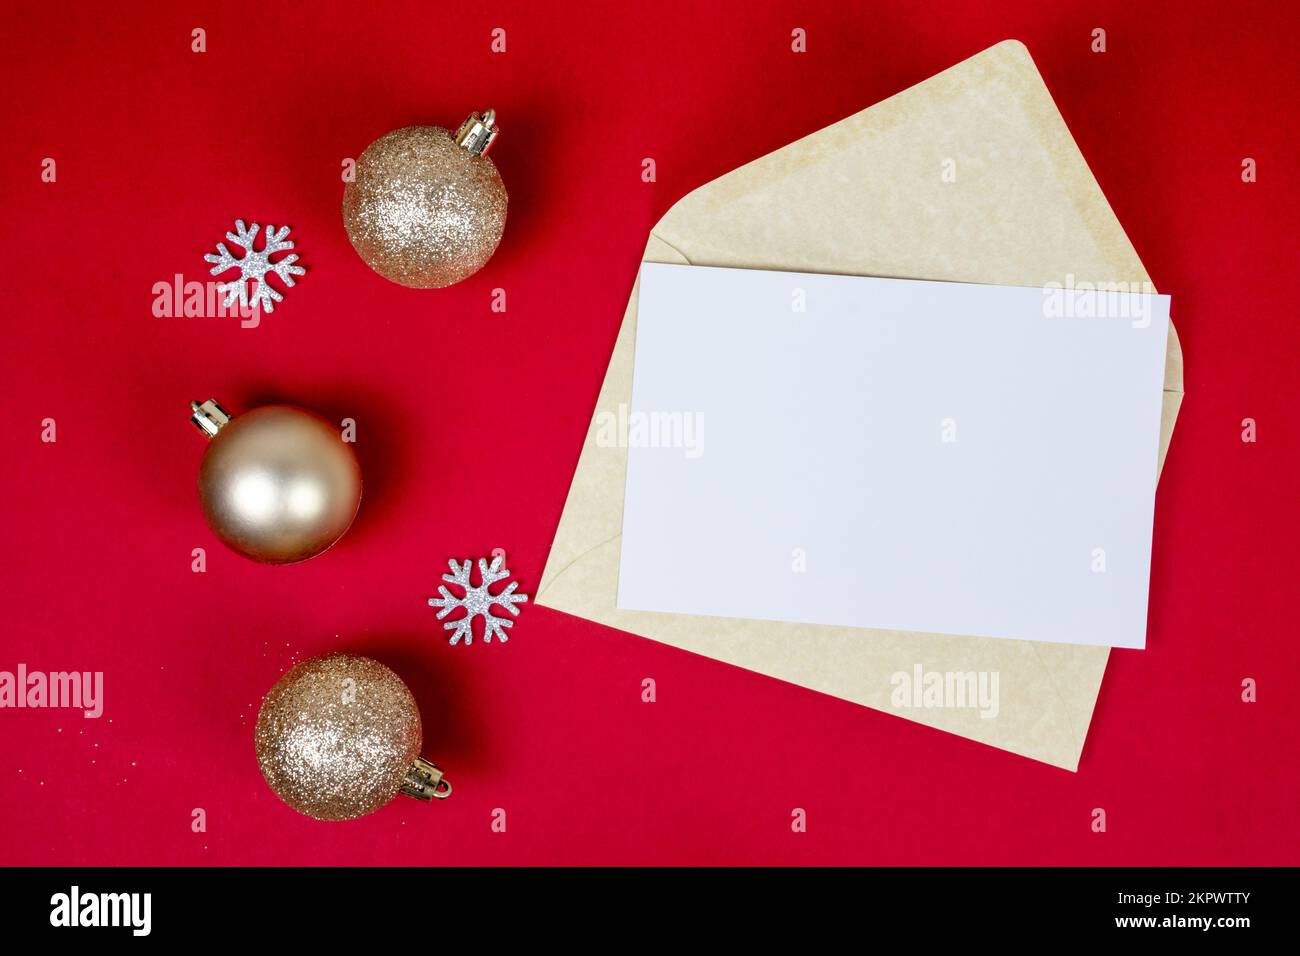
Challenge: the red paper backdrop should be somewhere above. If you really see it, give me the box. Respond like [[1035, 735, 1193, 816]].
[[1, 1, 1296, 866]]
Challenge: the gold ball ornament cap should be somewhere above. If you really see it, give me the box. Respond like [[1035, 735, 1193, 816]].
[[255, 653, 451, 822], [342, 109, 507, 289], [190, 399, 362, 565]]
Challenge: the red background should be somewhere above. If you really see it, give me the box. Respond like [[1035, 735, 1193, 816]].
[[1, 1, 1296, 866]]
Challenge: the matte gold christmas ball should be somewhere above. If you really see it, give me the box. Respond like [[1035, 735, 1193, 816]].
[[255, 653, 449, 821], [342, 110, 507, 289], [190, 399, 361, 565]]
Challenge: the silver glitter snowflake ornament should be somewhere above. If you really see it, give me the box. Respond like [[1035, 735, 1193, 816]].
[[428, 556, 529, 646], [204, 219, 305, 314]]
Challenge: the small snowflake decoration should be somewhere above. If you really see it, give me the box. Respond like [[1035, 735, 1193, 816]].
[[428, 556, 529, 646], [204, 219, 305, 314]]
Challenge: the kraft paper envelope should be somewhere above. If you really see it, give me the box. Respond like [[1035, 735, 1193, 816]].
[[538, 40, 1183, 770]]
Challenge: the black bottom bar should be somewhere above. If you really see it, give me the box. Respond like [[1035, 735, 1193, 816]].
[[0, 867, 1283, 941]]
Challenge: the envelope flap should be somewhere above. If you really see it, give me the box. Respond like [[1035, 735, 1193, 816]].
[[650, 39, 1182, 391]]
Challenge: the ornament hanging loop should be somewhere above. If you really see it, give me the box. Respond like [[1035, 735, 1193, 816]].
[[190, 398, 231, 439], [401, 756, 453, 801], [454, 109, 499, 156]]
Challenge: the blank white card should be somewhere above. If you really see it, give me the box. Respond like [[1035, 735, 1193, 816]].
[[617, 263, 1171, 648]]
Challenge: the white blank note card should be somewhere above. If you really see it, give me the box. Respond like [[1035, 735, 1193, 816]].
[[617, 263, 1171, 648]]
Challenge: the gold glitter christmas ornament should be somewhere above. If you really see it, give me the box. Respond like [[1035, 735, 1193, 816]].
[[342, 110, 507, 289], [190, 399, 362, 565], [255, 653, 452, 821]]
